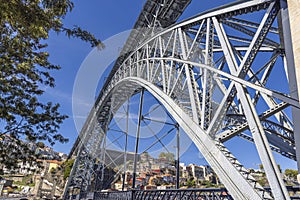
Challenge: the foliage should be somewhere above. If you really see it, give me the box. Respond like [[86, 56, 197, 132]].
[[258, 163, 282, 175], [142, 152, 149, 156], [0, 0, 103, 169], [158, 152, 175, 162], [36, 141, 45, 148], [11, 174, 35, 187], [0, 135, 37, 169], [7, 174, 35, 188], [200, 180, 217, 188], [259, 164, 264, 171], [257, 177, 268, 187], [63, 159, 74, 179], [186, 178, 196, 188], [284, 169, 298, 180]]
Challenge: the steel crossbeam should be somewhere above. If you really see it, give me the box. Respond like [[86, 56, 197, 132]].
[[212, 3, 290, 198], [65, 0, 300, 199]]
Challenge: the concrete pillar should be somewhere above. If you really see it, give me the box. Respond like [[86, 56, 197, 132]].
[[286, 1, 300, 78], [286, 0, 300, 181]]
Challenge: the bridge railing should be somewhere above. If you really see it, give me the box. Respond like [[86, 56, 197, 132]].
[[93, 188, 233, 200], [94, 190, 132, 200], [92, 186, 300, 200]]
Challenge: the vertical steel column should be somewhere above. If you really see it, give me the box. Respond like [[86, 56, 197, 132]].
[[100, 98, 114, 189], [79, 177, 86, 200], [132, 89, 145, 189], [62, 108, 98, 199], [175, 124, 180, 189], [122, 99, 130, 191], [178, 28, 201, 124], [280, 0, 300, 176], [100, 128, 107, 184], [201, 18, 214, 130], [213, 4, 290, 197]]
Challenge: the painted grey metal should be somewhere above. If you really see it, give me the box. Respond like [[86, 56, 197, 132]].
[[278, 0, 300, 173], [65, 0, 300, 199], [122, 99, 129, 191], [212, 3, 289, 197], [176, 125, 180, 189], [94, 188, 232, 200], [132, 90, 144, 189], [112, 77, 266, 199]]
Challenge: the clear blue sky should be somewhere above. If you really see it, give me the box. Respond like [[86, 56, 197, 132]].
[[43, 0, 297, 171]]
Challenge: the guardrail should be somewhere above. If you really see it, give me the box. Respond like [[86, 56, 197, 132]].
[[93, 186, 300, 200], [94, 188, 233, 200]]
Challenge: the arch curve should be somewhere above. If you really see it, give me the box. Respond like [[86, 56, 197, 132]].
[[66, 0, 297, 199], [110, 77, 262, 199]]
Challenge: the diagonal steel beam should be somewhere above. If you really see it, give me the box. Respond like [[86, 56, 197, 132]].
[[212, 3, 290, 198]]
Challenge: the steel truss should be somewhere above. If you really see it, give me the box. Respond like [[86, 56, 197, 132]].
[[65, 0, 300, 199], [96, 91, 181, 192]]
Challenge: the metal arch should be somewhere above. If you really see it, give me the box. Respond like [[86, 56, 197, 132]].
[[110, 77, 264, 199], [65, 0, 300, 199]]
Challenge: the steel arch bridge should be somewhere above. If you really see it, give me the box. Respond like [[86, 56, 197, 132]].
[[64, 0, 300, 199]]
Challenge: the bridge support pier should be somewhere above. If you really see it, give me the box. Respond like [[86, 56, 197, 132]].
[[285, 0, 300, 179]]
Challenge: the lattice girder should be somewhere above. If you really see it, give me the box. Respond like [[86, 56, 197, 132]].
[[65, 0, 300, 199]]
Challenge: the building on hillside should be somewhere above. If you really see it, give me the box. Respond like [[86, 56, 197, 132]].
[[186, 164, 212, 181], [162, 173, 175, 184], [45, 160, 63, 173], [157, 185, 175, 190], [35, 146, 62, 161], [2, 161, 41, 175], [180, 163, 189, 178], [114, 182, 123, 190]]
